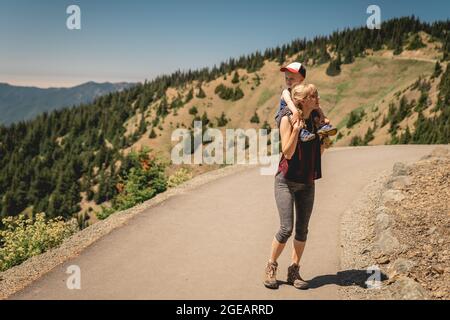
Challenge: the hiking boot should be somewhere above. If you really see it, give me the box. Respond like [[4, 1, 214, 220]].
[[287, 263, 309, 290], [300, 129, 316, 142], [263, 261, 279, 289], [317, 124, 338, 137]]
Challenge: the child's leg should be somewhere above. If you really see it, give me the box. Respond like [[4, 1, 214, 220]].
[[315, 107, 327, 126]]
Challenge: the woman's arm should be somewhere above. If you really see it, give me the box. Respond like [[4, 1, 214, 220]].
[[282, 89, 300, 123], [280, 116, 301, 160]]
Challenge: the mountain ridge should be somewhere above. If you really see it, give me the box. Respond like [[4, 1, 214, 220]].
[[0, 81, 136, 125]]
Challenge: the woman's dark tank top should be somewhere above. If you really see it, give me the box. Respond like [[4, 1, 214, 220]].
[[275, 108, 322, 184]]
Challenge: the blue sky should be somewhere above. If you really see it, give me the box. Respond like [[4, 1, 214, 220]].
[[1, 0, 449, 88]]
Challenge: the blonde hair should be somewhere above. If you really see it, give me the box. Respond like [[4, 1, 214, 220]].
[[291, 83, 318, 107]]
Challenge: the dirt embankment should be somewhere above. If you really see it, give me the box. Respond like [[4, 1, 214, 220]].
[[340, 146, 450, 300]]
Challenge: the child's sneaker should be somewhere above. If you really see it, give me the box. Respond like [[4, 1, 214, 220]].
[[317, 124, 337, 137], [300, 129, 316, 142]]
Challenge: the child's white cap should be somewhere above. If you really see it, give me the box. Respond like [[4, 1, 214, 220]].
[[280, 62, 306, 78]]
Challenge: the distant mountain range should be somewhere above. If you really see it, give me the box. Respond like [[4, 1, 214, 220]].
[[0, 81, 135, 125]]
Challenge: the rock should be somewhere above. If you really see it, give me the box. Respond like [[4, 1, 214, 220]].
[[375, 213, 391, 233], [426, 226, 437, 235], [376, 255, 390, 264], [390, 276, 428, 300], [387, 176, 412, 190], [388, 258, 416, 276], [374, 206, 388, 215], [374, 229, 400, 255], [392, 162, 408, 177], [432, 266, 444, 275], [382, 190, 405, 206]]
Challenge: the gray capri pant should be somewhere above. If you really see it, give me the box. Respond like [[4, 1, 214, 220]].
[[274, 172, 316, 243]]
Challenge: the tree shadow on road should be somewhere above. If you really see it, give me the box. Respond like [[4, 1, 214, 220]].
[[307, 269, 388, 289]]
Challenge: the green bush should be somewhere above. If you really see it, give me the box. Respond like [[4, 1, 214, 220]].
[[216, 112, 229, 127], [96, 149, 168, 220], [0, 213, 78, 271]]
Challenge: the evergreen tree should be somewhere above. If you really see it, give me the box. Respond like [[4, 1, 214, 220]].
[[196, 85, 206, 98], [250, 112, 260, 124], [433, 61, 443, 78], [407, 33, 426, 50], [185, 88, 194, 103], [231, 71, 240, 84], [148, 128, 157, 139], [326, 54, 342, 76]]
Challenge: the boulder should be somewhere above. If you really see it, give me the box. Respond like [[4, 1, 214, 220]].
[[390, 276, 428, 300], [392, 162, 408, 177], [382, 190, 405, 206], [374, 229, 400, 255], [388, 258, 416, 276], [375, 213, 391, 233], [386, 175, 412, 190]]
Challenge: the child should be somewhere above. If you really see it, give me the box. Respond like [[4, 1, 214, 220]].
[[275, 62, 336, 142], [292, 83, 337, 148]]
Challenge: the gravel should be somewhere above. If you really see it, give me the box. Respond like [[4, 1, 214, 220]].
[[339, 146, 450, 300]]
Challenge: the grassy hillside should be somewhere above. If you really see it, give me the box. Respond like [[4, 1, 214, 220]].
[[124, 38, 440, 158]]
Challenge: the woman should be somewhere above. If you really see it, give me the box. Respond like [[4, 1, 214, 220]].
[[264, 84, 325, 290]]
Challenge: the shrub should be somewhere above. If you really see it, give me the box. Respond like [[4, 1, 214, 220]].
[[167, 168, 193, 188], [0, 213, 78, 271], [350, 135, 364, 146], [346, 109, 365, 128], [216, 112, 229, 127]]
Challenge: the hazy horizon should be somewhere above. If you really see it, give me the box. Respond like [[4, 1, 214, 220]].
[[1, 0, 449, 88]]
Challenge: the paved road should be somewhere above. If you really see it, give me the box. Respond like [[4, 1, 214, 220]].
[[10, 145, 437, 300]]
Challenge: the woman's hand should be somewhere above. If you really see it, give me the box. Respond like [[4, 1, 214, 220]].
[[292, 119, 302, 132]]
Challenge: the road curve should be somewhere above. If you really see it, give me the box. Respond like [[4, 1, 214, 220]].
[[10, 145, 437, 300]]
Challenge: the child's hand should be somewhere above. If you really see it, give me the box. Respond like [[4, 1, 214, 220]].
[[324, 118, 330, 124]]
